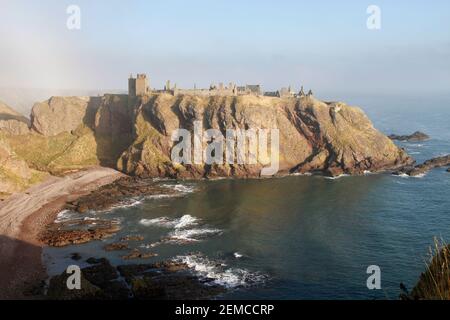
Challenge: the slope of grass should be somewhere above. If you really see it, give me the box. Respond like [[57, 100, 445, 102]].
[[410, 238, 450, 300]]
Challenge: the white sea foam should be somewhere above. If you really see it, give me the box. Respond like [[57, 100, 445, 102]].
[[175, 254, 267, 288], [83, 217, 99, 221], [139, 214, 199, 229], [394, 172, 426, 179], [291, 172, 312, 176], [167, 228, 223, 242], [140, 214, 221, 245], [146, 194, 174, 200], [412, 173, 426, 178], [393, 172, 410, 178], [113, 198, 142, 209], [54, 210, 77, 223], [162, 183, 196, 193], [324, 174, 350, 180]]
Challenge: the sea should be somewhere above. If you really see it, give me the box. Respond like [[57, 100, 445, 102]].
[[43, 94, 450, 299]]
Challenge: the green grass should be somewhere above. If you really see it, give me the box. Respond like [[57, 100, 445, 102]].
[[5, 132, 78, 171]]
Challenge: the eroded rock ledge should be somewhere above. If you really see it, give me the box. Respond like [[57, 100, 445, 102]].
[[395, 155, 450, 176], [65, 176, 175, 213]]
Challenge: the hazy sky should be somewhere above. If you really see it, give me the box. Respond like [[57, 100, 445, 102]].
[[1, 0, 449, 96]]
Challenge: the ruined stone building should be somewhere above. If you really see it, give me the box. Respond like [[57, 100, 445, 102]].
[[236, 85, 262, 95], [277, 86, 295, 98], [299, 86, 306, 97], [127, 73, 314, 98], [162, 81, 263, 97], [264, 85, 314, 98], [128, 74, 150, 97]]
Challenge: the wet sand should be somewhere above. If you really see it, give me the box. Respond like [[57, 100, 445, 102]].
[[0, 167, 124, 299]]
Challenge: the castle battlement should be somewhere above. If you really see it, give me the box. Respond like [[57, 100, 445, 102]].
[[128, 73, 313, 98]]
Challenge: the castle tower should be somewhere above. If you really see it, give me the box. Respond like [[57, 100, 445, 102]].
[[129, 73, 150, 96], [128, 74, 136, 97]]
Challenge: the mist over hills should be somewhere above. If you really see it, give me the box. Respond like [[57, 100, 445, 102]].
[[0, 88, 125, 117]]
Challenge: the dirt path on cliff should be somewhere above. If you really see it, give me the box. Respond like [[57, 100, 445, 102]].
[[0, 166, 124, 299]]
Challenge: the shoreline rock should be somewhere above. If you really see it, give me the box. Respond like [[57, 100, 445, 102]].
[[45, 257, 225, 300], [121, 235, 144, 242], [104, 242, 129, 251], [389, 131, 430, 142], [65, 176, 176, 213], [121, 249, 158, 260], [38, 177, 179, 248], [395, 154, 450, 176], [39, 219, 120, 247]]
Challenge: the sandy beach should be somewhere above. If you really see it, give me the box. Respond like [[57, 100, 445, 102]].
[[0, 166, 124, 299]]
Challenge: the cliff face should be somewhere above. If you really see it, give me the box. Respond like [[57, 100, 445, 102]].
[[117, 93, 412, 178], [30, 96, 98, 136], [0, 92, 412, 195]]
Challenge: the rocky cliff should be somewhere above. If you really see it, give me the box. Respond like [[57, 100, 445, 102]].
[[117, 93, 412, 178], [0, 93, 412, 195]]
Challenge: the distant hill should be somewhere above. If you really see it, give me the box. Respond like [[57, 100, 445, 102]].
[[0, 100, 30, 135]]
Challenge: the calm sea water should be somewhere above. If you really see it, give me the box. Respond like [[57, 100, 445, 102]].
[[44, 94, 450, 299]]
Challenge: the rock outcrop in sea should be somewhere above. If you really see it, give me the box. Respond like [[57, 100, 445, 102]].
[[0, 93, 413, 195], [388, 131, 430, 142], [395, 154, 450, 176]]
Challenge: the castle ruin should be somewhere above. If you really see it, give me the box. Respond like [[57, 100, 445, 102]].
[[128, 74, 150, 97], [128, 73, 313, 98]]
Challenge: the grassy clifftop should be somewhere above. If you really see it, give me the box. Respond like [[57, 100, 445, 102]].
[[0, 95, 133, 196]]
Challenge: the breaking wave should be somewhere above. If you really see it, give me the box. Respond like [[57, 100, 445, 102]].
[[393, 172, 410, 178], [139, 214, 199, 229], [161, 183, 196, 194], [175, 254, 267, 289], [166, 228, 223, 243], [54, 210, 78, 223], [291, 172, 312, 176], [140, 214, 222, 246], [111, 198, 142, 210], [324, 174, 350, 180]]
